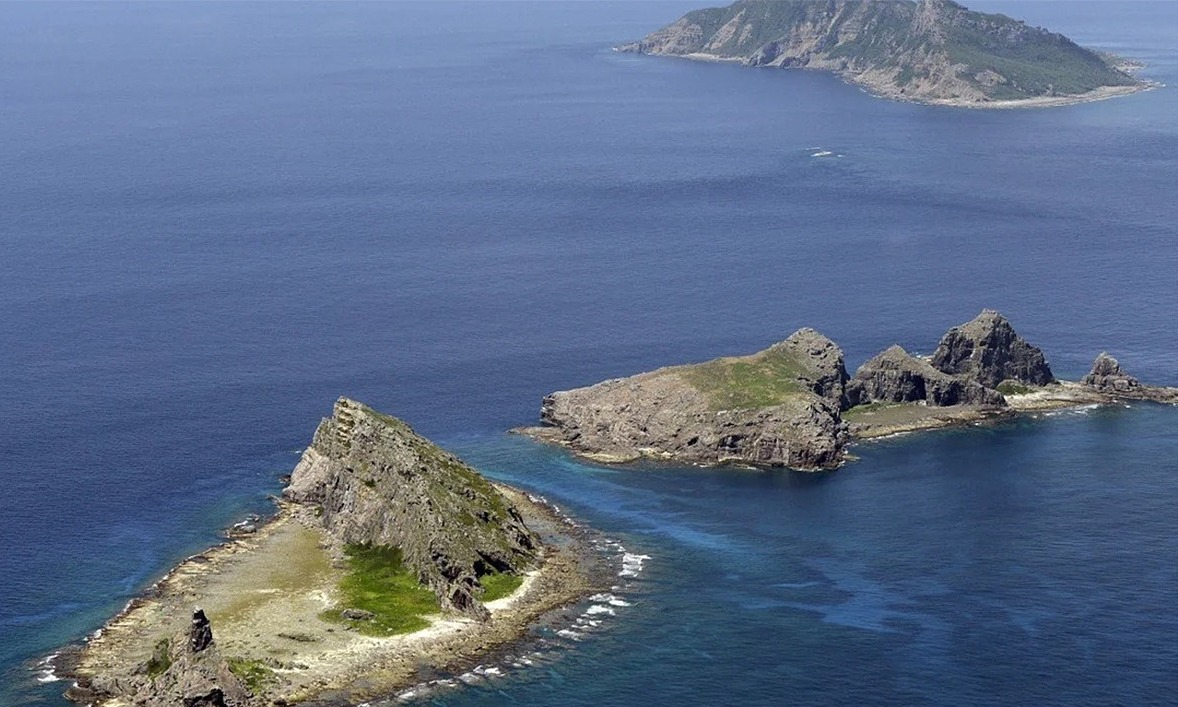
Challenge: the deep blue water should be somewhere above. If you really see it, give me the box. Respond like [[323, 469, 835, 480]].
[[1, 2, 1176, 705]]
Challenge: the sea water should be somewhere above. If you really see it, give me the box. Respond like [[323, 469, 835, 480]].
[[1, 2, 1175, 705]]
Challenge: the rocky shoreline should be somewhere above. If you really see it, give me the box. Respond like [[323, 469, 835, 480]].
[[518, 311, 1178, 471]]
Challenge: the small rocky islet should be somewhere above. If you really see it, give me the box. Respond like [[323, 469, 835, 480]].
[[519, 310, 1178, 471], [617, 0, 1152, 108]]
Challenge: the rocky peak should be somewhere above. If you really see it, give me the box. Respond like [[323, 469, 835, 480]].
[[770, 327, 851, 409], [284, 398, 539, 620], [930, 310, 1054, 388]]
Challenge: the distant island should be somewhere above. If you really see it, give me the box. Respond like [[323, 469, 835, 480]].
[[63, 399, 610, 707], [616, 0, 1154, 108], [517, 310, 1178, 470]]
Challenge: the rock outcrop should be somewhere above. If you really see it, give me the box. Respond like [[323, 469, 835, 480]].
[[284, 398, 539, 620], [1081, 353, 1178, 403], [930, 310, 1054, 388], [76, 609, 251, 707], [1082, 352, 1140, 393], [616, 0, 1146, 107], [846, 345, 1006, 408], [527, 328, 850, 470]]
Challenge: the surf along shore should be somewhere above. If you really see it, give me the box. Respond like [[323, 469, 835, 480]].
[[59, 484, 614, 706]]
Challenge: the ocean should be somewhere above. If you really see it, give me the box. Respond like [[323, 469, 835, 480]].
[[1, 2, 1175, 705]]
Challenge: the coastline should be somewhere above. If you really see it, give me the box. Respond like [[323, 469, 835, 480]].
[[59, 485, 615, 706], [616, 48, 1160, 110]]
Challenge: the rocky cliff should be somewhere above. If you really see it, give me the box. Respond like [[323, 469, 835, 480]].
[[529, 328, 850, 470], [284, 398, 539, 620], [617, 0, 1145, 106]]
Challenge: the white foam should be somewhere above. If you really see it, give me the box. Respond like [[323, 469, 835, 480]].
[[586, 604, 616, 616], [557, 629, 583, 640], [812, 150, 834, 157], [620, 553, 651, 577]]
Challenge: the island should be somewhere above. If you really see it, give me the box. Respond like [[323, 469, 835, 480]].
[[616, 0, 1154, 108], [61, 398, 611, 707], [517, 310, 1178, 471]]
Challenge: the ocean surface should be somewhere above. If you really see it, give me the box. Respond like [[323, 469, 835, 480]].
[[2, 2, 1176, 705]]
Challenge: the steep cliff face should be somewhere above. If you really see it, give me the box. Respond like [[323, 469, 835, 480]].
[[617, 0, 1143, 105], [531, 328, 850, 470], [930, 310, 1054, 388], [847, 345, 1006, 408], [284, 398, 539, 619]]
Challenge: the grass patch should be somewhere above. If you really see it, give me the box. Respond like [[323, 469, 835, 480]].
[[996, 381, 1032, 396], [682, 348, 807, 411], [480, 572, 524, 602], [319, 544, 438, 636], [227, 658, 276, 693], [145, 638, 171, 679]]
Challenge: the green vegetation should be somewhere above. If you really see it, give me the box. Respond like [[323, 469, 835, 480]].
[[683, 347, 807, 410], [145, 638, 171, 679], [480, 571, 524, 602], [320, 544, 438, 636], [996, 381, 1032, 396], [226, 658, 276, 693]]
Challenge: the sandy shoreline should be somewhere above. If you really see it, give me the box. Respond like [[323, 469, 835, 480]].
[[59, 485, 617, 706]]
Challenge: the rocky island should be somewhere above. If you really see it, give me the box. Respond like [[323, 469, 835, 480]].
[[519, 310, 1178, 471], [63, 398, 610, 707], [617, 0, 1153, 108]]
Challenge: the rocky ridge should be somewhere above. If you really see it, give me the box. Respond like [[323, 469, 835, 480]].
[[616, 0, 1147, 107], [284, 397, 540, 620], [522, 310, 1176, 470]]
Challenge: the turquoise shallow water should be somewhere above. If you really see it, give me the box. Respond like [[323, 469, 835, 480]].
[[1, 2, 1176, 705]]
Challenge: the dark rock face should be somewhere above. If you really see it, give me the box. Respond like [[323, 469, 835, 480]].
[[284, 398, 539, 620], [190, 608, 214, 654], [847, 345, 1006, 408], [1082, 352, 1140, 393], [930, 310, 1054, 388]]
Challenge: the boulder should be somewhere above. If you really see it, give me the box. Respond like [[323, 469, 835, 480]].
[[1081, 352, 1141, 393]]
